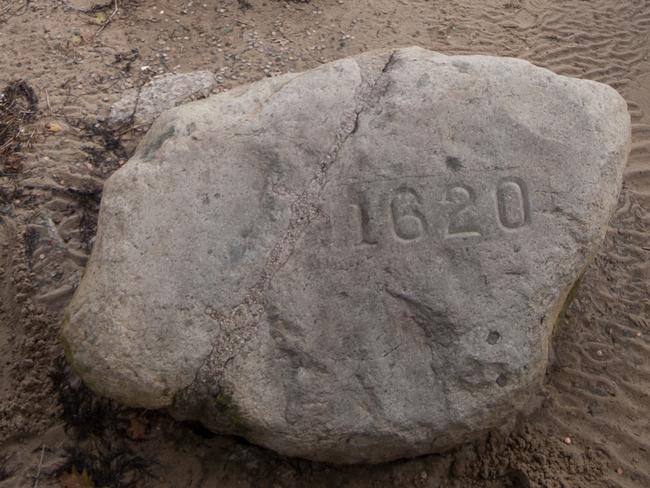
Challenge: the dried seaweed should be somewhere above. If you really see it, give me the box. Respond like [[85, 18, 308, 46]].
[[0, 80, 38, 173], [50, 357, 156, 487], [57, 440, 154, 488]]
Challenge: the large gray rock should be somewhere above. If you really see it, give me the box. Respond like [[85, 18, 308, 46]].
[[61, 47, 630, 464]]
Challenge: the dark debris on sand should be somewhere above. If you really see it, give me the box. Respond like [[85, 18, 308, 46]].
[[0, 80, 38, 174]]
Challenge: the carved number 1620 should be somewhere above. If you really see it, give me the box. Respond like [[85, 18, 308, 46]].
[[351, 178, 531, 245]]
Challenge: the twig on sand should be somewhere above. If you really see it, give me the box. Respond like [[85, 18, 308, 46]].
[[93, 0, 118, 40], [44, 88, 52, 114], [118, 122, 148, 136], [32, 445, 45, 488]]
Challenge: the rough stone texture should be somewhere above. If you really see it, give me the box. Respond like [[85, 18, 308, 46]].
[[107, 70, 215, 127], [61, 47, 630, 464]]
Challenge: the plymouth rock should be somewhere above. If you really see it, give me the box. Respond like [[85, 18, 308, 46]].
[[62, 47, 630, 463]]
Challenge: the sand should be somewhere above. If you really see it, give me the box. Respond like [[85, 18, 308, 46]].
[[0, 0, 648, 486]]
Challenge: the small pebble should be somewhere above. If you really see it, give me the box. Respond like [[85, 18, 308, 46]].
[[563, 437, 572, 445]]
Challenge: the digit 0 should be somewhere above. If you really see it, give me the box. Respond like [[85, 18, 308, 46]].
[[496, 178, 530, 229]]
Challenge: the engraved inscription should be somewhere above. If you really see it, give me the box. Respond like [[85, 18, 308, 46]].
[[390, 187, 428, 241], [344, 177, 532, 245], [496, 178, 530, 229], [446, 184, 481, 238]]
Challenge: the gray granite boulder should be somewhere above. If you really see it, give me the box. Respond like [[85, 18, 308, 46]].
[[61, 47, 630, 463]]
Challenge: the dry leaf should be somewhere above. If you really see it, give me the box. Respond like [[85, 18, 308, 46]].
[[93, 11, 107, 25], [127, 414, 147, 440], [46, 121, 64, 133], [59, 467, 95, 488]]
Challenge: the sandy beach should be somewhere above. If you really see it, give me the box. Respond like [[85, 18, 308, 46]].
[[0, 0, 648, 486]]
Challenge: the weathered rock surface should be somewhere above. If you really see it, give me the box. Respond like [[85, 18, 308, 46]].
[[107, 70, 215, 127], [62, 47, 630, 463]]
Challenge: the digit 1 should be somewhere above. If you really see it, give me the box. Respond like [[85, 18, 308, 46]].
[[352, 188, 379, 246]]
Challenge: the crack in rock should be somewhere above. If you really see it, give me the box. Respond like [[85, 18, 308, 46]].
[[174, 49, 401, 417]]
